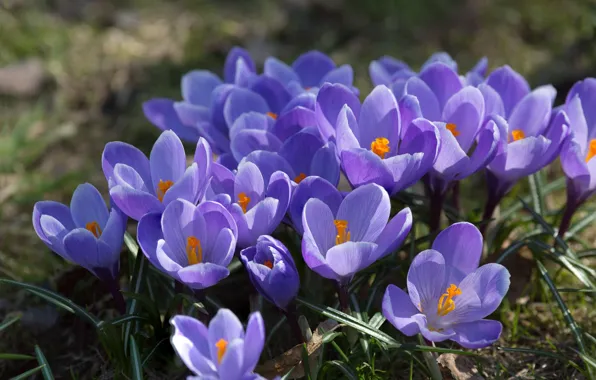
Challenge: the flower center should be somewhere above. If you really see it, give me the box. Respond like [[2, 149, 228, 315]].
[[266, 112, 278, 120], [215, 338, 227, 364], [85, 221, 102, 238], [238, 192, 250, 214], [264, 260, 273, 269], [370, 137, 390, 159], [294, 172, 307, 183], [446, 123, 460, 137], [186, 236, 203, 265], [510, 129, 525, 142], [586, 139, 596, 162], [334, 219, 351, 245], [437, 284, 461, 317], [157, 180, 174, 202]]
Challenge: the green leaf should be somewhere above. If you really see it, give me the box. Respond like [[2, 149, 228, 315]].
[[0, 279, 100, 327], [0, 314, 21, 332], [129, 336, 144, 380], [124, 232, 139, 256], [34, 345, 54, 380], [100, 314, 150, 328], [322, 331, 343, 344], [142, 338, 169, 367], [301, 343, 311, 380], [9, 365, 46, 380], [280, 366, 296, 380], [567, 208, 596, 238], [528, 173, 544, 215], [124, 251, 148, 353], [500, 177, 565, 220], [368, 312, 386, 330], [0, 353, 34, 360], [323, 361, 358, 380]]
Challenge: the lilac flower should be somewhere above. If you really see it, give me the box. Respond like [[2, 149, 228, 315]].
[[289, 176, 343, 235], [240, 236, 300, 311], [137, 199, 237, 289], [264, 50, 357, 95], [302, 183, 412, 285], [171, 309, 266, 380], [558, 78, 596, 236], [316, 83, 440, 194], [480, 66, 570, 225], [101, 131, 211, 221], [383, 222, 510, 348], [33, 183, 126, 281], [204, 160, 292, 247], [401, 63, 500, 195]]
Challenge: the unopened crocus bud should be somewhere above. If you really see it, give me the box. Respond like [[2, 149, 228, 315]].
[[240, 236, 300, 311]]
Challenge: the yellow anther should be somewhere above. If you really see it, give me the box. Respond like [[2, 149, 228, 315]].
[[266, 112, 278, 120], [264, 260, 273, 269], [370, 137, 390, 159], [186, 236, 203, 265], [238, 192, 250, 214], [511, 129, 525, 142], [157, 180, 174, 202], [85, 221, 102, 238], [586, 139, 596, 162], [215, 338, 228, 364], [294, 173, 307, 183], [334, 220, 351, 245], [437, 284, 461, 317], [446, 123, 460, 137]]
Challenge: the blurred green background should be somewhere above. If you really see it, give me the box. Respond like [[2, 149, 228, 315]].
[[0, 0, 595, 378]]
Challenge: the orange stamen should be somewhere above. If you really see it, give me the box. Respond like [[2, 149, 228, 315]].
[[586, 139, 596, 162], [446, 123, 460, 137], [186, 236, 202, 265], [157, 180, 174, 202], [238, 192, 250, 214], [436, 284, 462, 317], [266, 112, 278, 120], [264, 260, 273, 269], [85, 221, 102, 238], [370, 137, 390, 159], [294, 172, 307, 183], [215, 338, 228, 364], [334, 220, 350, 245], [511, 129, 525, 142]]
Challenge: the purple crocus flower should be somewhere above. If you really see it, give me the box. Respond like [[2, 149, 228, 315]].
[[137, 199, 237, 289], [171, 309, 266, 380], [204, 160, 292, 247], [289, 176, 343, 235], [383, 222, 510, 348], [101, 131, 211, 221], [32, 183, 126, 281], [240, 236, 300, 311], [302, 183, 412, 285], [480, 66, 570, 226], [264, 50, 357, 95], [316, 83, 440, 194], [558, 78, 596, 236]]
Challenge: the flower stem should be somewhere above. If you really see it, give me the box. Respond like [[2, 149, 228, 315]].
[[429, 190, 445, 233], [479, 193, 501, 237], [283, 303, 306, 344], [336, 282, 351, 314], [557, 203, 578, 240], [104, 278, 126, 315], [451, 181, 460, 215]]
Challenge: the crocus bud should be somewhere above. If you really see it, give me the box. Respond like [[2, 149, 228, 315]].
[[240, 235, 300, 311]]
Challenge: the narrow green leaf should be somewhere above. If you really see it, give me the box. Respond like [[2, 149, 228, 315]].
[[34, 345, 54, 380], [500, 177, 565, 220], [0, 353, 34, 360], [495, 240, 526, 264], [301, 343, 311, 380], [528, 173, 544, 216], [572, 349, 596, 370], [102, 314, 150, 328], [142, 338, 169, 367], [0, 279, 100, 326], [124, 232, 139, 256], [567, 209, 596, 238], [536, 260, 587, 356], [124, 251, 148, 353], [129, 336, 144, 380], [0, 314, 21, 332], [9, 365, 46, 380], [368, 312, 386, 330], [322, 331, 343, 344], [323, 361, 358, 380], [280, 367, 296, 380], [497, 346, 569, 361]]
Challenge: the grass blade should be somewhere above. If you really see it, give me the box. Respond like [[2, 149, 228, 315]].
[[124, 251, 148, 353], [129, 336, 144, 380], [323, 360, 358, 380], [34, 345, 54, 380], [0, 279, 100, 326], [0, 353, 34, 360], [0, 314, 21, 332], [9, 365, 46, 380], [528, 173, 544, 215]]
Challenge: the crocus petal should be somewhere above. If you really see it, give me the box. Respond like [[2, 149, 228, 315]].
[[266, 170, 292, 217], [358, 85, 400, 153], [508, 85, 555, 137], [460, 119, 500, 179], [170, 315, 216, 376], [373, 207, 412, 260], [234, 161, 265, 205], [456, 263, 511, 321], [422, 52, 458, 72], [229, 112, 271, 142], [63, 228, 99, 270], [485, 65, 530, 118], [208, 309, 245, 361], [150, 130, 187, 191], [242, 198, 279, 246], [223, 87, 269, 128], [217, 339, 244, 380], [194, 137, 212, 183], [182, 70, 222, 107], [177, 263, 230, 289], [162, 163, 203, 205], [269, 106, 317, 142], [566, 95, 589, 154], [478, 83, 505, 118], [242, 312, 265, 374], [311, 141, 341, 186], [174, 102, 211, 127], [292, 50, 336, 88], [161, 199, 197, 265], [404, 77, 441, 121], [336, 183, 390, 242], [432, 222, 482, 279], [70, 183, 109, 229], [97, 209, 126, 263], [419, 62, 463, 113], [143, 98, 201, 142], [369, 60, 393, 86], [249, 75, 291, 114], [137, 212, 165, 268], [489, 136, 551, 182], [335, 104, 360, 153], [102, 141, 151, 188], [289, 176, 342, 235], [234, 58, 256, 87], [442, 86, 485, 152], [451, 320, 503, 349], [231, 129, 283, 163], [196, 121, 231, 156], [407, 249, 446, 312], [325, 241, 378, 281], [414, 314, 456, 342], [224, 47, 256, 84], [315, 83, 361, 141], [33, 201, 75, 258], [341, 149, 394, 191], [264, 57, 300, 86], [241, 151, 295, 185], [432, 123, 469, 180], [282, 92, 316, 113], [382, 284, 422, 336], [320, 64, 354, 87], [279, 129, 324, 178], [561, 139, 590, 183], [566, 78, 596, 137], [302, 198, 336, 261], [109, 185, 163, 221], [398, 95, 422, 140]]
